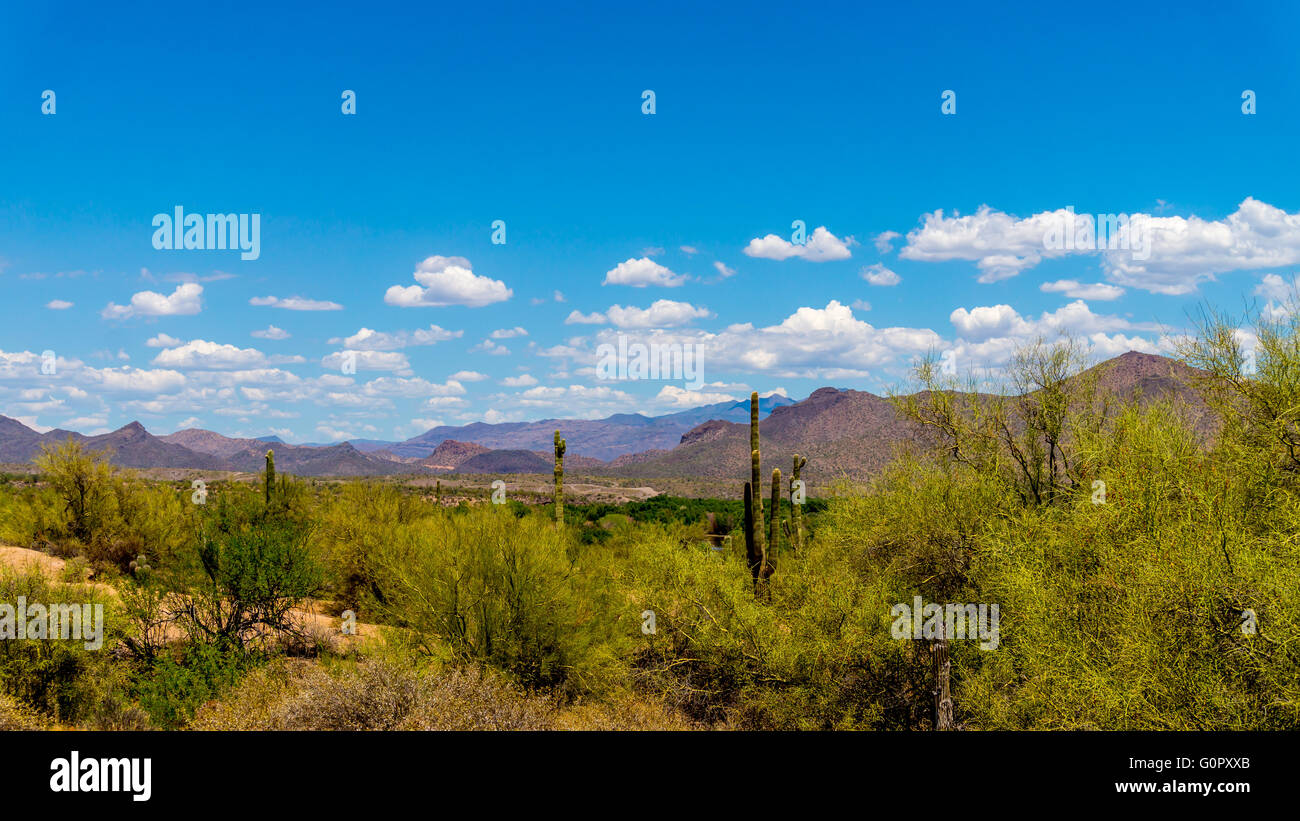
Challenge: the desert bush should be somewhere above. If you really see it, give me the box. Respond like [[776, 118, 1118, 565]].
[[368, 505, 629, 698], [134, 640, 254, 728], [0, 691, 45, 730], [176, 486, 322, 653], [0, 566, 125, 725], [190, 656, 556, 731]]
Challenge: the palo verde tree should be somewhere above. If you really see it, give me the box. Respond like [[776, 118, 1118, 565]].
[[34, 439, 117, 543], [893, 336, 1108, 508]]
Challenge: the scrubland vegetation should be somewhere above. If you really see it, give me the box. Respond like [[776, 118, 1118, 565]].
[[1, 313, 1298, 731]]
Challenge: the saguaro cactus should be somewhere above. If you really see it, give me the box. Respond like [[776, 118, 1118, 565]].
[[265, 449, 276, 507], [743, 482, 760, 582], [791, 454, 807, 552], [933, 630, 954, 730], [553, 430, 566, 527], [749, 392, 765, 562], [768, 467, 782, 564], [435, 480, 442, 505]]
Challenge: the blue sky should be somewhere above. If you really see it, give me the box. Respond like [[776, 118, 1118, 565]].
[[2, 0, 1299, 442]]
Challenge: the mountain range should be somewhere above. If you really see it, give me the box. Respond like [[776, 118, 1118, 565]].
[[0, 353, 1213, 481]]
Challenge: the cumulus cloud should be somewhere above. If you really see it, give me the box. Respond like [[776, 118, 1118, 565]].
[[565, 310, 608, 325], [88, 367, 187, 394], [713, 261, 737, 278], [602, 257, 689, 287], [901, 198, 1300, 293], [1040, 280, 1125, 300], [510, 384, 636, 418], [742, 227, 855, 262], [384, 255, 512, 307], [449, 370, 488, 382], [583, 300, 943, 380], [873, 230, 902, 254], [320, 350, 413, 374], [328, 325, 461, 351], [251, 325, 290, 340], [1254, 273, 1300, 321], [501, 374, 539, 387], [150, 339, 304, 370], [46, 300, 73, 310], [860, 263, 901, 286], [250, 295, 343, 311], [654, 385, 737, 408], [942, 300, 1164, 369], [948, 299, 1152, 343], [605, 300, 712, 329], [102, 283, 202, 319], [1105, 198, 1300, 294], [470, 339, 510, 356], [146, 333, 184, 348], [359, 377, 466, 398], [490, 326, 528, 339]]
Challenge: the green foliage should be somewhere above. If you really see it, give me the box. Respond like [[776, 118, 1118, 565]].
[[177, 485, 322, 652], [34, 439, 117, 543], [0, 566, 127, 725], [135, 640, 253, 728], [368, 505, 628, 699]]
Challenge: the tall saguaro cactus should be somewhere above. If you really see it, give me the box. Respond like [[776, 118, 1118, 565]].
[[553, 430, 566, 527], [768, 467, 782, 564], [743, 481, 758, 580], [264, 449, 276, 508], [790, 454, 807, 552], [749, 392, 765, 562]]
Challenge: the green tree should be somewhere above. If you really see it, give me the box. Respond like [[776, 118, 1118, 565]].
[[34, 439, 117, 542]]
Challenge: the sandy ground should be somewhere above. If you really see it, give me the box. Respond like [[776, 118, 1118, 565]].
[[0, 544, 380, 649]]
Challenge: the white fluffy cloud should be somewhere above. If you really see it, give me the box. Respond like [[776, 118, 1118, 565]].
[[873, 230, 901, 254], [901, 198, 1300, 293], [359, 377, 466, 398], [654, 385, 737, 408], [102, 283, 202, 319], [252, 325, 290, 340], [860, 263, 901, 286], [584, 300, 943, 380], [320, 350, 412, 374], [602, 257, 689, 287], [328, 325, 461, 351], [146, 333, 184, 348], [46, 300, 73, 310], [88, 367, 187, 394], [899, 207, 1065, 282], [249, 295, 343, 311], [149, 339, 304, 370], [490, 326, 528, 339], [501, 374, 539, 387], [1040, 280, 1125, 300], [565, 310, 608, 325], [949, 299, 1151, 343], [605, 300, 712, 329], [384, 255, 512, 307], [742, 227, 855, 262]]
